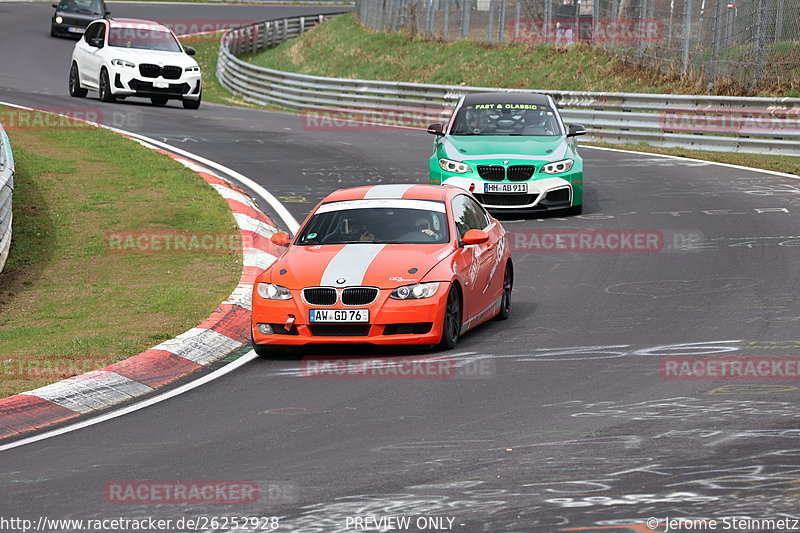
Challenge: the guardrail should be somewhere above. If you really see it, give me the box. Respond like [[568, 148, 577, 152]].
[[217, 13, 800, 157], [0, 122, 14, 273]]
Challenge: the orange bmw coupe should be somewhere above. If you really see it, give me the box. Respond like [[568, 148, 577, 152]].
[[251, 184, 513, 355]]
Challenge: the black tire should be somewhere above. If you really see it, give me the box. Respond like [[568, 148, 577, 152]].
[[495, 263, 513, 321], [251, 337, 287, 358], [182, 90, 201, 110], [51, 26, 58, 38], [437, 285, 462, 350], [69, 63, 88, 98], [150, 96, 169, 106], [99, 68, 115, 103]]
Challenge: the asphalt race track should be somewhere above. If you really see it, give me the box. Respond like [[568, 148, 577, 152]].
[[1, 2, 800, 531]]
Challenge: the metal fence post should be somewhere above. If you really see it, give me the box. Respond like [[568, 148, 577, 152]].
[[681, 0, 693, 74], [425, 0, 434, 37], [638, 0, 647, 57], [774, 0, 785, 42], [488, 0, 496, 42], [498, 0, 507, 42], [514, 0, 521, 42], [443, 0, 450, 39], [709, 0, 722, 81], [725, 3, 733, 46], [545, 0, 553, 44], [753, 0, 767, 86], [462, 0, 471, 38]]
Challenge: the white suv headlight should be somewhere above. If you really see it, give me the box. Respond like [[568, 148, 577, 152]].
[[541, 159, 574, 175], [110, 59, 135, 68], [439, 159, 471, 174], [257, 283, 292, 300], [390, 282, 440, 300]]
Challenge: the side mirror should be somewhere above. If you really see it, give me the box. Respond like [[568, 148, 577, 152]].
[[89, 37, 104, 48], [567, 124, 587, 137], [427, 123, 444, 136], [52, 3, 58, 8], [270, 231, 291, 247], [185, 46, 196, 56], [104, 10, 111, 17], [461, 229, 489, 246]]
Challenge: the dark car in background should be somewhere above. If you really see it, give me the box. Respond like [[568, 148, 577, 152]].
[[51, 0, 109, 38]]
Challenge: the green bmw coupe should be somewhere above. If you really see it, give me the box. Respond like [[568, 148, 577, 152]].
[[428, 92, 586, 215]]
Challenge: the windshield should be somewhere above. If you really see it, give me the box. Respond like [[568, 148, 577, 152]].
[[57, 0, 103, 14], [108, 27, 182, 52], [450, 102, 562, 136], [297, 201, 450, 245]]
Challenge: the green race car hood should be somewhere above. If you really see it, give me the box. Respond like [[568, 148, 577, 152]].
[[442, 135, 570, 162]]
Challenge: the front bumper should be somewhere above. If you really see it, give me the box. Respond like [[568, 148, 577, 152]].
[[430, 157, 583, 212], [52, 21, 88, 35], [251, 286, 448, 346], [108, 65, 202, 100], [441, 175, 578, 212]]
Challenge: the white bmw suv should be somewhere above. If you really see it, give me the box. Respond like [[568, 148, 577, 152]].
[[69, 18, 202, 109]]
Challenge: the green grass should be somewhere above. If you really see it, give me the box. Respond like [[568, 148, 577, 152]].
[[181, 33, 258, 107], [242, 14, 798, 97], [241, 14, 686, 94], [0, 107, 241, 398]]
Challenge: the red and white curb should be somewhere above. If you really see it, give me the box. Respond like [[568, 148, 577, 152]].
[[0, 133, 283, 440]]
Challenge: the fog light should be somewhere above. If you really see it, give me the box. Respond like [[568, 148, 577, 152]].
[[257, 323, 273, 335], [56, 16, 63, 23]]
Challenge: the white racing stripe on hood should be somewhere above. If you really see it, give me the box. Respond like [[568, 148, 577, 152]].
[[364, 184, 415, 199], [320, 244, 386, 287]]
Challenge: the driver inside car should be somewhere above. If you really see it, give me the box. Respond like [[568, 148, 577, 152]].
[[414, 217, 436, 237]]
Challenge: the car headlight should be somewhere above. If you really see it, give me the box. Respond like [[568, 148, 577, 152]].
[[55, 16, 63, 23], [110, 59, 135, 68], [439, 159, 471, 174], [257, 283, 292, 300], [390, 282, 440, 300], [185, 66, 201, 72], [541, 159, 574, 175]]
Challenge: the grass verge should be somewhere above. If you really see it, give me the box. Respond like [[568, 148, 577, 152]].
[[243, 13, 799, 97], [0, 106, 241, 398], [181, 33, 258, 107]]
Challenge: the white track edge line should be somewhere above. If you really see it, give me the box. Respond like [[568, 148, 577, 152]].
[[582, 144, 799, 180], [0, 351, 258, 452]]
